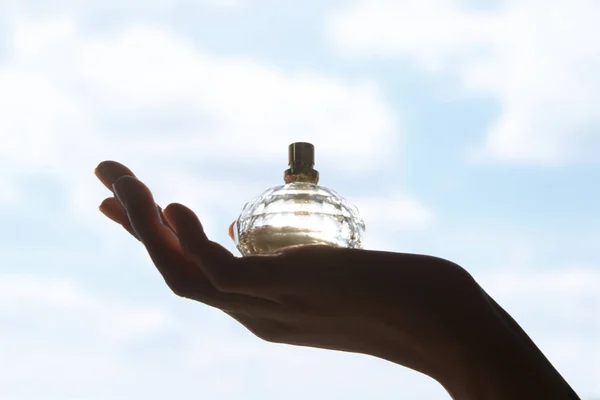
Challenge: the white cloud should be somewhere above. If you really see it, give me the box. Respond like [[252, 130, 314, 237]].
[[1, 267, 596, 399], [0, 274, 173, 395], [0, 273, 450, 399], [356, 194, 433, 231], [73, 23, 397, 166], [0, 176, 19, 205], [0, 274, 172, 343], [0, 13, 398, 183], [0, 12, 437, 397], [5, 5, 594, 398], [0, 0, 242, 13], [0, 12, 408, 244], [354, 194, 434, 250], [327, 0, 600, 165]]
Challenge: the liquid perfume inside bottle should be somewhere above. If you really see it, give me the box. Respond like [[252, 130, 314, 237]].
[[233, 142, 365, 256]]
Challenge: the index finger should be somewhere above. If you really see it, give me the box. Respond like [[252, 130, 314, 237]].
[[95, 160, 173, 231], [95, 161, 136, 192], [164, 203, 281, 297]]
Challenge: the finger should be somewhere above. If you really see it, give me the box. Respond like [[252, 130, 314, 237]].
[[95, 161, 136, 192], [95, 161, 175, 232], [112, 175, 190, 291], [100, 197, 173, 239], [164, 203, 278, 296], [113, 176, 280, 313], [112, 176, 177, 245], [99, 197, 139, 240], [155, 204, 174, 230], [228, 221, 235, 242], [161, 206, 233, 261]]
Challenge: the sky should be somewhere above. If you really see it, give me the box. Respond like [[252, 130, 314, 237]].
[[0, 0, 598, 399]]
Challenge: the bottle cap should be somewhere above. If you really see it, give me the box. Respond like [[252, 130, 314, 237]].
[[288, 142, 315, 167], [284, 142, 319, 184]]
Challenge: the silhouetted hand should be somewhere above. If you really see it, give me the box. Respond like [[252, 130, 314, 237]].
[[94, 161, 579, 400]]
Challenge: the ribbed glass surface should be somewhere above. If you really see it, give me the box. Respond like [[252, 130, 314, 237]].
[[234, 182, 365, 256]]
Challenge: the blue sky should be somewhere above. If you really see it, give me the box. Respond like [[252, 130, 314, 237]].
[[0, 0, 598, 399]]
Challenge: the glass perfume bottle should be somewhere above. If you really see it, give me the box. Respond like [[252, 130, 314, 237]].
[[233, 142, 365, 256]]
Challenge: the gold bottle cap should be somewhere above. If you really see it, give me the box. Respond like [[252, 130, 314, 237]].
[[284, 142, 319, 184]]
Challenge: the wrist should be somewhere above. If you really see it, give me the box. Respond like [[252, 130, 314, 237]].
[[440, 299, 576, 400]]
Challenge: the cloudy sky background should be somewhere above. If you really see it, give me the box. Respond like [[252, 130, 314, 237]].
[[0, 0, 598, 398]]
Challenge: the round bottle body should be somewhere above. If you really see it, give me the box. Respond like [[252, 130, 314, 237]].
[[234, 182, 365, 256]]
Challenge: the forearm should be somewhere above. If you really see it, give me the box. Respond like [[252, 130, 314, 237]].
[[441, 296, 580, 400]]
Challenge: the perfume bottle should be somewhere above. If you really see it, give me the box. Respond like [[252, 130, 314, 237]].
[[233, 142, 365, 256]]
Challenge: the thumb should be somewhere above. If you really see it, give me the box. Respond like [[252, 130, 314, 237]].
[[227, 221, 236, 242]]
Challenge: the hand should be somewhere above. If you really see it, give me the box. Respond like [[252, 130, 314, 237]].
[[94, 160, 493, 385], [94, 161, 578, 400]]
